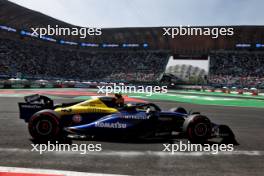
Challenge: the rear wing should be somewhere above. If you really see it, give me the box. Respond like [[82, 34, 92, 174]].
[[18, 94, 54, 122], [24, 94, 54, 105]]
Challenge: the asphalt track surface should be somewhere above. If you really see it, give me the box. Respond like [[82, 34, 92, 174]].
[[0, 96, 264, 175]]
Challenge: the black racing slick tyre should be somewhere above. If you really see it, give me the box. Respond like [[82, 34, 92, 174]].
[[183, 114, 212, 144], [28, 110, 61, 142]]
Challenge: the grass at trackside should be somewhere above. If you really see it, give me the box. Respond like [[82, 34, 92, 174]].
[[8, 88, 264, 99], [144, 93, 264, 108], [168, 89, 264, 99], [1, 88, 264, 108], [1, 88, 86, 91], [74, 92, 264, 108]]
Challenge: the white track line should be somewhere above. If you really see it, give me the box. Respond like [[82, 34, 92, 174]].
[[0, 166, 126, 176], [0, 147, 263, 156]]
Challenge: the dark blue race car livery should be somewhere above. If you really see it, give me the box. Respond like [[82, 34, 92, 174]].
[[18, 94, 238, 144]]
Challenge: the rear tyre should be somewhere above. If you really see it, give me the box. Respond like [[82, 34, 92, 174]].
[[28, 110, 61, 142], [183, 115, 212, 144]]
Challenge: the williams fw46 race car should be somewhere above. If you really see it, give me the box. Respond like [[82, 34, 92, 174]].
[[18, 94, 238, 144]]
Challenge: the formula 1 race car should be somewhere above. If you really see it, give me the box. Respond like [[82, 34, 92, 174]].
[[18, 94, 238, 144]]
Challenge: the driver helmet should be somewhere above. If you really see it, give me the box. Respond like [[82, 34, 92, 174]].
[[114, 93, 124, 107]]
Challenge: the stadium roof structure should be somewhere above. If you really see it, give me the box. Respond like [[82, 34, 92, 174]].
[[1, 0, 264, 54]]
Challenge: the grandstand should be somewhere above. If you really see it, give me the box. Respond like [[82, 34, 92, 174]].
[[0, 37, 169, 82], [209, 51, 264, 88], [0, 0, 264, 88]]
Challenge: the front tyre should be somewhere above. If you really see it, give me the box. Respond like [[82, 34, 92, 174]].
[[183, 115, 212, 144], [28, 110, 61, 142]]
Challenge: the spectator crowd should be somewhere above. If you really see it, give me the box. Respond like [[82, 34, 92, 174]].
[[209, 52, 264, 88], [2, 36, 264, 88], [0, 38, 169, 82]]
